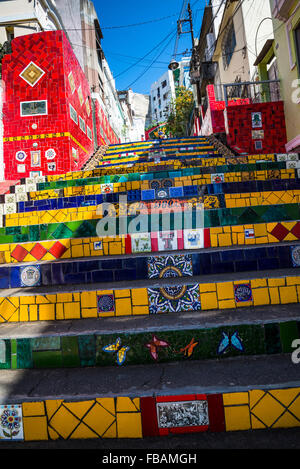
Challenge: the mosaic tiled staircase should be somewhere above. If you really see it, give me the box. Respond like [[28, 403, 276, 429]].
[[1, 136, 300, 442]]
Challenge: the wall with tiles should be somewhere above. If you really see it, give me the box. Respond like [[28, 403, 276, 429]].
[[1, 31, 94, 180], [1, 386, 300, 441], [224, 101, 287, 155], [93, 99, 120, 147]]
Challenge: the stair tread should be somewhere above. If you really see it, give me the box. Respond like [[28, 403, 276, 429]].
[[0, 354, 298, 404], [0, 302, 298, 339]]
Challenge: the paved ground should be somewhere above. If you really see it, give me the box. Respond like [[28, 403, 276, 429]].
[[0, 353, 299, 404]]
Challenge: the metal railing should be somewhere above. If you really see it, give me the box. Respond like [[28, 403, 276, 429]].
[[223, 79, 281, 106]]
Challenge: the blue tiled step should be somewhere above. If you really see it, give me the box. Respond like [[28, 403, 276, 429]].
[[0, 244, 298, 290]]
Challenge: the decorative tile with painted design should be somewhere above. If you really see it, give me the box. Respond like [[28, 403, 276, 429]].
[[0, 405, 24, 440]]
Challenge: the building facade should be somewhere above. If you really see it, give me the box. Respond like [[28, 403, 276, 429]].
[[2, 30, 95, 179], [269, 0, 300, 152]]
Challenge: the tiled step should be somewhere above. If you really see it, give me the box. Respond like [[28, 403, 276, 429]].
[[0, 268, 299, 324], [1, 243, 299, 290], [1, 354, 300, 441], [0, 303, 298, 371]]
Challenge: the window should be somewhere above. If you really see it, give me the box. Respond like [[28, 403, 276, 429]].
[[20, 100, 47, 117], [162, 80, 167, 88], [163, 92, 169, 100], [222, 22, 236, 69]]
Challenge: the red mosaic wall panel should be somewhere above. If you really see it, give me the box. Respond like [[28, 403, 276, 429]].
[[94, 99, 120, 147], [2, 30, 94, 180], [224, 101, 287, 154]]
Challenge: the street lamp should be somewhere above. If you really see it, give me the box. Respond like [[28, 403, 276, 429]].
[[168, 59, 179, 71]]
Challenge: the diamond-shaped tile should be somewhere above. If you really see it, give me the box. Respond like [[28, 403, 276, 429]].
[[48, 241, 68, 259], [291, 222, 300, 239], [11, 245, 28, 262], [30, 243, 48, 261], [19, 62, 45, 87], [270, 223, 290, 241]]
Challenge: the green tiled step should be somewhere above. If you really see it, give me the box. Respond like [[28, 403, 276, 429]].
[[1, 204, 299, 244], [30, 160, 289, 193], [0, 304, 299, 370]]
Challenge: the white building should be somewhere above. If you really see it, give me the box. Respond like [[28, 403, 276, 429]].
[[150, 57, 192, 124], [118, 89, 151, 142], [150, 69, 176, 124]]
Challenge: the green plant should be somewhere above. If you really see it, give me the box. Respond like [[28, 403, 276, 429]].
[[165, 87, 194, 137]]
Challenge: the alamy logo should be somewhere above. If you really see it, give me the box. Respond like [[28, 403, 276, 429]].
[[291, 339, 300, 364]]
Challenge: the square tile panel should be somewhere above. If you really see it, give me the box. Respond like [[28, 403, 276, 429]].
[[97, 294, 115, 313], [131, 233, 152, 253], [158, 231, 177, 251], [20, 265, 41, 287], [169, 187, 184, 198], [291, 246, 300, 267], [48, 241, 68, 259], [148, 283, 201, 314], [147, 254, 193, 280], [234, 283, 253, 303], [156, 399, 209, 430], [211, 173, 224, 183], [0, 405, 24, 440], [183, 229, 204, 249]]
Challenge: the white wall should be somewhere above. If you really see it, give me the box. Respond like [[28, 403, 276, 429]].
[[241, 0, 274, 80], [150, 69, 175, 123]]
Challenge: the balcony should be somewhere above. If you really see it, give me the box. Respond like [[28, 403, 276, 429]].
[[271, 0, 295, 21]]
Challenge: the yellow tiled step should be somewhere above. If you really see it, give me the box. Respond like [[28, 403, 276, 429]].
[[0, 274, 299, 323]]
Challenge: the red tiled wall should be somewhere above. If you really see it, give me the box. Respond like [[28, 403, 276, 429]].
[[224, 101, 287, 154], [94, 99, 119, 147], [2, 30, 94, 179]]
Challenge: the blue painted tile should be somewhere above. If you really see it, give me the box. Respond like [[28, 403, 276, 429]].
[[169, 186, 184, 198], [141, 189, 155, 201]]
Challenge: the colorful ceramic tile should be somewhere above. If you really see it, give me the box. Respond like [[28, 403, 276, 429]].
[[20, 265, 41, 287], [97, 294, 115, 313], [287, 153, 299, 161], [251, 111, 262, 128], [291, 245, 300, 267], [211, 173, 224, 183], [217, 331, 244, 354], [102, 337, 130, 365], [101, 183, 113, 194], [131, 233, 151, 253], [156, 188, 169, 199], [184, 229, 204, 249], [45, 149, 56, 160], [148, 283, 201, 314], [158, 231, 177, 251], [0, 405, 23, 440], [156, 399, 209, 429], [244, 228, 255, 239], [17, 164, 26, 173], [5, 194, 16, 204], [15, 151, 27, 162], [147, 254, 193, 280], [276, 154, 287, 162], [141, 189, 155, 201], [93, 241, 103, 251], [19, 61, 45, 87], [234, 284, 253, 303], [169, 187, 184, 198], [4, 203, 17, 215]]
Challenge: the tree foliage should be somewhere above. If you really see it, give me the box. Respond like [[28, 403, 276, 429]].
[[165, 87, 194, 138]]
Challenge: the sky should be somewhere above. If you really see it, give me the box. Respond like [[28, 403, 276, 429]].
[[92, 0, 206, 95]]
